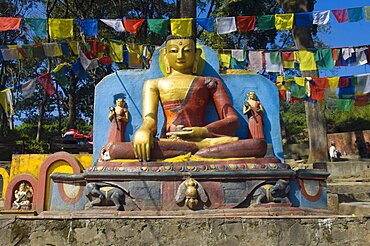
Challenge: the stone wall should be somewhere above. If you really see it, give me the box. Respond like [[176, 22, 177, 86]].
[[0, 217, 369, 245], [327, 130, 370, 157]]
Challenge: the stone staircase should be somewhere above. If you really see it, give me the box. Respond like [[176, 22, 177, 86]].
[[325, 159, 370, 215]]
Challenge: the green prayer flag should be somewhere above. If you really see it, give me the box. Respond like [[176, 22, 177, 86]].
[[365, 6, 370, 21], [230, 57, 246, 69], [290, 82, 306, 98], [52, 69, 69, 88], [314, 49, 334, 70], [256, 15, 275, 30], [336, 99, 353, 111], [270, 51, 281, 64], [24, 18, 47, 39], [21, 44, 33, 57], [148, 19, 170, 34]]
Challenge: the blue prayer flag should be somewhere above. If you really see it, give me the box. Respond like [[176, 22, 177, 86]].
[[77, 19, 98, 36], [347, 7, 364, 22], [294, 12, 313, 27], [60, 42, 70, 56], [72, 61, 88, 80], [195, 18, 214, 32]]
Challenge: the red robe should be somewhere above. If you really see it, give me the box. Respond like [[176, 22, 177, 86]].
[[107, 107, 128, 143], [161, 76, 239, 137], [246, 101, 264, 139]]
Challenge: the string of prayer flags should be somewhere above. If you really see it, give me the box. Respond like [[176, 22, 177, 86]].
[[265, 52, 283, 73], [76, 19, 98, 36], [43, 43, 63, 57], [355, 74, 370, 95], [332, 9, 348, 23], [314, 49, 334, 70], [365, 6, 370, 21], [347, 7, 364, 22], [0, 17, 21, 31], [48, 19, 74, 40], [195, 18, 214, 32], [216, 17, 237, 34], [0, 89, 13, 116], [313, 10, 330, 25], [109, 41, 124, 62], [71, 61, 88, 80], [124, 19, 145, 34], [126, 43, 143, 68], [21, 79, 37, 99], [297, 50, 317, 71], [310, 78, 328, 100], [37, 73, 56, 96], [256, 15, 275, 30], [170, 18, 193, 36], [248, 51, 264, 71], [218, 51, 231, 68], [1, 47, 19, 61], [275, 14, 294, 30], [237, 16, 256, 33], [24, 18, 47, 38], [294, 12, 313, 27], [100, 19, 125, 32], [147, 19, 170, 34]]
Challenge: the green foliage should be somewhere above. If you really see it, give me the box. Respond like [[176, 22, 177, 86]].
[[326, 105, 370, 133], [281, 102, 307, 143]]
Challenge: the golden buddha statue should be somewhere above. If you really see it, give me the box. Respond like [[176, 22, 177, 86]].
[[101, 36, 267, 162]]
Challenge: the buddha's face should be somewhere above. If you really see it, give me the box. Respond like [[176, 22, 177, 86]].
[[165, 38, 195, 73]]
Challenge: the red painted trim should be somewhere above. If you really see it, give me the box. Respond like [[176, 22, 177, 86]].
[[297, 179, 323, 202], [4, 174, 38, 210], [35, 152, 83, 213]]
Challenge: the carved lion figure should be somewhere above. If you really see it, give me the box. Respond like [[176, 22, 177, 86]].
[[85, 182, 125, 210], [253, 179, 290, 204]]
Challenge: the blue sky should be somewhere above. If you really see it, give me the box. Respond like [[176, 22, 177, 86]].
[[314, 1, 370, 77]]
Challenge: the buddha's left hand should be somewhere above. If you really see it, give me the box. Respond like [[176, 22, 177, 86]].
[[167, 127, 210, 139]]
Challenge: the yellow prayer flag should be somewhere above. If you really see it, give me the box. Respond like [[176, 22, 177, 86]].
[[53, 62, 69, 73], [170, 18, 193, 36], [126, 43, 143, 68], [68, 41, 78, 55], [297, 50, 317, 71], [282, 60, 295, 69], [327, 76, 340, 88], [218, 51, 231, 68], [294, 77, 306, 86], [275, 14, 294, 30], [109, 41, 123, 63], [48, 19, 73, 40]]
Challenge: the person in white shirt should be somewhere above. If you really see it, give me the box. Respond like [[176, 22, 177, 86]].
[[329, 142, 337, 162]]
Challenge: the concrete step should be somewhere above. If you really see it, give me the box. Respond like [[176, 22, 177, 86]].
[[326, 161, 370, 179], [337, 193, 370, 203], [328, 182, 370, 194], [339, 202, 370, 215]]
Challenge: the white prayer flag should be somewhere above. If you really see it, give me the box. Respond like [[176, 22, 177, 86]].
[[313, 10, 330, 25], [231, 49, 244, 62], [265, 52, 283, 73], [100, 19, 125, 32], [355, 74, 370, 95], [216, 17, 237, 34], [78, 46, 98, 71], [22, 79, 37, 99]]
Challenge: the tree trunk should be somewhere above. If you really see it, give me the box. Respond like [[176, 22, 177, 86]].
[[68, 75, 77, 129], [279, 0, 328, 163], [178, 0, 196, 36], [36, 93, 48, 142]]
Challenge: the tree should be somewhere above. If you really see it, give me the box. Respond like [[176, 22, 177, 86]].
[[277, 0, 328, 163]]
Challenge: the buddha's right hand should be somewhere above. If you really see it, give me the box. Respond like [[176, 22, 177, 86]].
[[133, 127, 153, 161]]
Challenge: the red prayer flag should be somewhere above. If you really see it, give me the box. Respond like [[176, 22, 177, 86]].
[[332, 9, 348, 23], [0, 17, 21, 31], [37, 73, 56, 96], [124, 19, 145, 34], [354, 94, 369, 106], [237, 16, 256, 33], [279, 90, 286, 101], [291, 97, 304, 105], [281, 51, 294, 61], [310, 78, 328, 101], [338, 77, 350, 88], [99, 56, 113, 65]]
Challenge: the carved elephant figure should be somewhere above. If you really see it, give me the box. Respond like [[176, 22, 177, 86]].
[[253, 179, 290, 205], [85, 182, 125, 210]]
